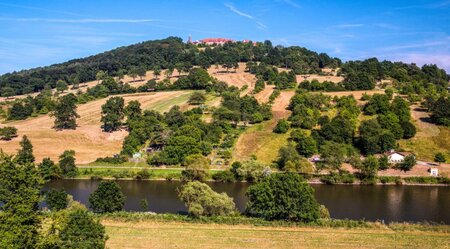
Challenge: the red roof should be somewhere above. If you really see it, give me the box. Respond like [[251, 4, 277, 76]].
[[200, 38, 234, 43]]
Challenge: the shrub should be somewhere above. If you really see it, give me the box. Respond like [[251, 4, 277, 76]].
[[0, 126, 17, 140], [246, 173, 322, 222], [135, 169, 152, 180], [45, 189, 68, 211], [273, 119, 290, 133], [212, 170, 236, 182], [94, 156, 127, 164], [89, 181, 126, 213], [181, 154, 210, 182], [178, 181, 236, 217], [434, 153, 446, 163]]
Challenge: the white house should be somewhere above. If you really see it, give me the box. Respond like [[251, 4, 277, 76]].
[[430, 168, 439, 177], [387, 151, 414, 164]]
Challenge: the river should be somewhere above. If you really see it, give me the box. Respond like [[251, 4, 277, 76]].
[[44, 179, 450, 224]]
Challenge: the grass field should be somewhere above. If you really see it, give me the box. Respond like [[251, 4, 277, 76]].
[[103, 220, 450, 249], [233, 90, 295, 164], [0, 91, 193, 164]]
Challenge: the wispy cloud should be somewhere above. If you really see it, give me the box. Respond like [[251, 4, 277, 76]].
[[224, 3, 254, 19], [374, 23, 399, 30], [276, 0, 301, 9], [0, 18, 156, 23], [394, 0, 450, 10], [0, 2, 84, 17], [380, 38, 450, 51], [334, 23, 364, 28], [224, 3, 267, 30]]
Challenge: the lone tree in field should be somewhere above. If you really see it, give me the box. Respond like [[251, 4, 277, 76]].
[[101, 96, 125, 132], [246, 173, 323, 222], [0, 126, 18, 140], [434, 153, 446, 164], [0, 153, 42, 248], [51, 93, 79, 130], [16, 135, 35, 164], [178, 181, 236, 217], [96, 70, 107, 83], [59, 150, 77, 177], [89, 181, 125, 213], [153, 66, 161, 80], [188, 92, 207, 105], [56, 79, 68, 93]]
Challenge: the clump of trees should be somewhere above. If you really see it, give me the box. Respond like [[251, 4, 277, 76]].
[[246, 173, 325, 222], [101, 96, 125, 132], [89, 181, 125, 213], [178, 181, 236, 217]]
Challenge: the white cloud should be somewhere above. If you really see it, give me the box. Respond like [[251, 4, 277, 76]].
[[335, 23, 364, 28], [277, 0, 301, 9], [224, 3, 254, 19]]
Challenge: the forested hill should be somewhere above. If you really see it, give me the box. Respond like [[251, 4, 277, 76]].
[[0, 36, 448, 96]]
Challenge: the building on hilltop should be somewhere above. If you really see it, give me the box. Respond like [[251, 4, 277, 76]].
[[189, 36, 256, 46]]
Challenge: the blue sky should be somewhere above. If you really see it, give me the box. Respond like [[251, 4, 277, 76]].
[[0, 0, 449, 74]]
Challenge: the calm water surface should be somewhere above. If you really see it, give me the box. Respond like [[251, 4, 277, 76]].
[[44, 179, 450, 224]]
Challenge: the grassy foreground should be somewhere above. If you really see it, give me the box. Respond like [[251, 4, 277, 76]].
[[103, 219, 449, 249]]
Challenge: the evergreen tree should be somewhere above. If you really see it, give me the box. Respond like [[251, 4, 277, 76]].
[[16, 135, 35, 164], [59, 150, 77, 177], [0, 153, 42, 248]]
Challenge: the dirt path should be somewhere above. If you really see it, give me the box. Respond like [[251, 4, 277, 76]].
[[0, 91, 191, 164]]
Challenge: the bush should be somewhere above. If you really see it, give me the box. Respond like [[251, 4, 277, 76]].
[[94, 155, 127, 164], [0, 126, 18, 140], [320, 172, 355, 184], [434, 153, 446, 163], [378, 176, 402, 185], [135, 169, 152, 180], [246, 173, 322, 222], [273, 119, 290, 133], [178, 181, 236, 217], [45, 189, 68, 211], [89, 181, 126, 213], [212, 171, 236, 182]]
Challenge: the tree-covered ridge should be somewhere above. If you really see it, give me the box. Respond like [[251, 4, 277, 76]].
[[0, 37, 342, 95]]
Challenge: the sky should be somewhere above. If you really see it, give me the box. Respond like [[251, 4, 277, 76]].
[[0, 0, 449, 74]]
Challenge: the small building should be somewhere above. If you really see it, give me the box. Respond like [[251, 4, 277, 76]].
[[430, 167, 439, 177], [386, 151, 414, 164]]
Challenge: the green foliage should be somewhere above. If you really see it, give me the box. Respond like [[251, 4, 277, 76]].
[[434, 153, 446, 163], [135, 169, 152, 180], [246, 173, 322, 222], [178, 181, 236, 217], [0, 153, 42, 248], [319, 116, 355, 144], [290, 130, 317, 157], [15, 135, 35, 164], [181, 154, 210, 182], [430, 96, 450, 126], [59, 150, 78, 177], [56, 79, 68, 93], [401, 121, 416, 139], [273, 119, 290, 133], [38, 157, 61, 180], [253, 79, 265, 93], [51, 93, 79, 129], [89, 181, 125, 213], [212, 170, 236, 182], [140, 199, 149, 211], [397, 155, 416, 172], [188, 92, 207, 105], [360, 156, 379, 179], [46, 189, 68, 211], [101, 96, 125, 132], [320, 172, 355, 184], [319, 141, 352, 170], [234, 159, 269, 182], [0, 126, 18, 140], [378, 155, 390, 170]]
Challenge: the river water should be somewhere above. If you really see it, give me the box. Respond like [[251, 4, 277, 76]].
[[44, 179, 450, 224]]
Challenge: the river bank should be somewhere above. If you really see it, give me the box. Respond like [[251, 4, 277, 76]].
[[101, 213, 449, 249]]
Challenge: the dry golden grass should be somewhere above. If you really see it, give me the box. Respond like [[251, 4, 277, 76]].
[[103, 220, 450, 249], [208, 63, 257, 95], [0, 91, 192, 164]]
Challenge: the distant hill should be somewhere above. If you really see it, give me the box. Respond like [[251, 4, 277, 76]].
[[0, 36, 448, 96]]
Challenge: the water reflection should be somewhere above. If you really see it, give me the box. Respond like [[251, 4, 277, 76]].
[[44, 180, 450, 224]]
